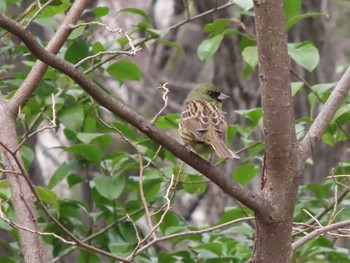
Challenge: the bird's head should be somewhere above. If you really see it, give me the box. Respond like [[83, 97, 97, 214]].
[[185, 83, 229, 108]]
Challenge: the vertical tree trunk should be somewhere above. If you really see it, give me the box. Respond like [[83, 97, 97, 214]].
[[0, 100, 45, 263], [251, 1, 300, 262]]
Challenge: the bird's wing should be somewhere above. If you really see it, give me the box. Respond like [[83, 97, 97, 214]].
[[210, 108, 227, 140], [181, 101, 209, 141]]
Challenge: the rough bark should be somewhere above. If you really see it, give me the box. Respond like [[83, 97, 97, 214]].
[[252, 1, 299, 262], [0, 1, 88, 262], [0, 99, 45, 263]]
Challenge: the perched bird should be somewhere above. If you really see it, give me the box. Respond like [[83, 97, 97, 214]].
[[179, 83, 240, 159]]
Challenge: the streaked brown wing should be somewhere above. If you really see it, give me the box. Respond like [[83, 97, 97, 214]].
[[210, 107, 227, 140], [181, 101, 209, 142]]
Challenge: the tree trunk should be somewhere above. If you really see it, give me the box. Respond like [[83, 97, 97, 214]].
[[251, 1, 300, 262], [0, 99, 45, 263]]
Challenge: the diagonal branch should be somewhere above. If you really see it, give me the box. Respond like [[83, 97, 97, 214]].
[[299, 66, 350, 165], [0, 13, 271, 222], [8, 0, 89, 117], [292, 220, 350, 250]]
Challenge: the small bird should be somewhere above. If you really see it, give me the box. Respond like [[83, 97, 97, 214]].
[[179, 83, 240, 159]]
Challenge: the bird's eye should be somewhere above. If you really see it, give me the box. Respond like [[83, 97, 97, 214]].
[[208, 91, 220, 100]]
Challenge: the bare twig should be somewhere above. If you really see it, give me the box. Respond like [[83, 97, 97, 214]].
[[70, 21, 122, 33], [0, 141, 134, 263], [0, 169, 23, 175], [0, 200, 75, 245], [329, 172, 339, 224], [303, 209, 323, 228], [135, 216, 255, 255], [25, 0, 54, 29], [15, 94, 57, 153], [305, 188, 350, 226], [292, 220, 350, 250], [49, 208, 144, 263], [85, 1, 236, 73], [128, 174, 177, 259], [137, 148, 156, 239], [76, 32, 142, 68], [300, 66, 350, 165], [151, 82, 170, 124]]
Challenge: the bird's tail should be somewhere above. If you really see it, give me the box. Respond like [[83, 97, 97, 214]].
[[210, 140, 240, 159]]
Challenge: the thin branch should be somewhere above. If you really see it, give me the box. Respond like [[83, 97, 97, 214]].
[[49, 208, 144, 263], [303, 209, 322, 228], [299, 66, 350, 165], [15, 94, 57, 153], [0, 200, 75, 245], [8, 0, 89, 117], [0, 13, 271, 222], [137, 148, 156, 238], [129, 173, 175, 260], [25, 0, 54, 29], [305, 188, 350, 226], [76, 32, 142, 68], [291, 68, 350, 141], [70, 21, 122, 33], [135, 216, 254, 255], [292, 220, 350, 250], [0, 142, 134, 263], [85, 1, 236, 73], [151, 82, 170, 124]]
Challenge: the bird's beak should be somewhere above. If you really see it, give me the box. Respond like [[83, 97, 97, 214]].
[[218, 92, 229, 101]]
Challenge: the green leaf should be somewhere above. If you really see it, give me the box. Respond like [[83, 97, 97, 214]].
[[235, 107, 262, 126], [67, 174, 85, 188], [20, 145, 34, 171], [0, 2, 6, 13], [288, 41, 319, 72], [92, 6, 109, 18], [232, 164, 259, 185], [242, 45, 258, 69], [286, 13, 328, 30], [59, 106, 84, 131], [194, 242, 223, 256], [140, 179, 162, 202], [107, 60, 141, 81], [197, 34, 224, 62], [204, 19, 229, 33], [332, 105, 350, 125], [291, 82, 304, 96], [182, 174, 207, 194], [284, 0, 301, 19], [64, 39, 90, 64], [65, 144, 102, 163], [155, 114, 180, 129], [78, 250, 99, 263], [94, 174, 125, 200], [109, 242, 134, 258], [48, 161, 80, 189], [147, 28, 169, 37], [306, 182, 332, 198], [308, 83, 336, 110], [77, 133, 112, 149], [234, 0, 254, 12], [35, 186, 58, 208], [68, 26, 85, 40], [119, 8, 150, 22]]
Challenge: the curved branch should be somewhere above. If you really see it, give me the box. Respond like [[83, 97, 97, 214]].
[[8, 0, 88, 117], [292, 220, 350, 250], [299, 66, 350, 165], [0, 14, 271, 222]]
